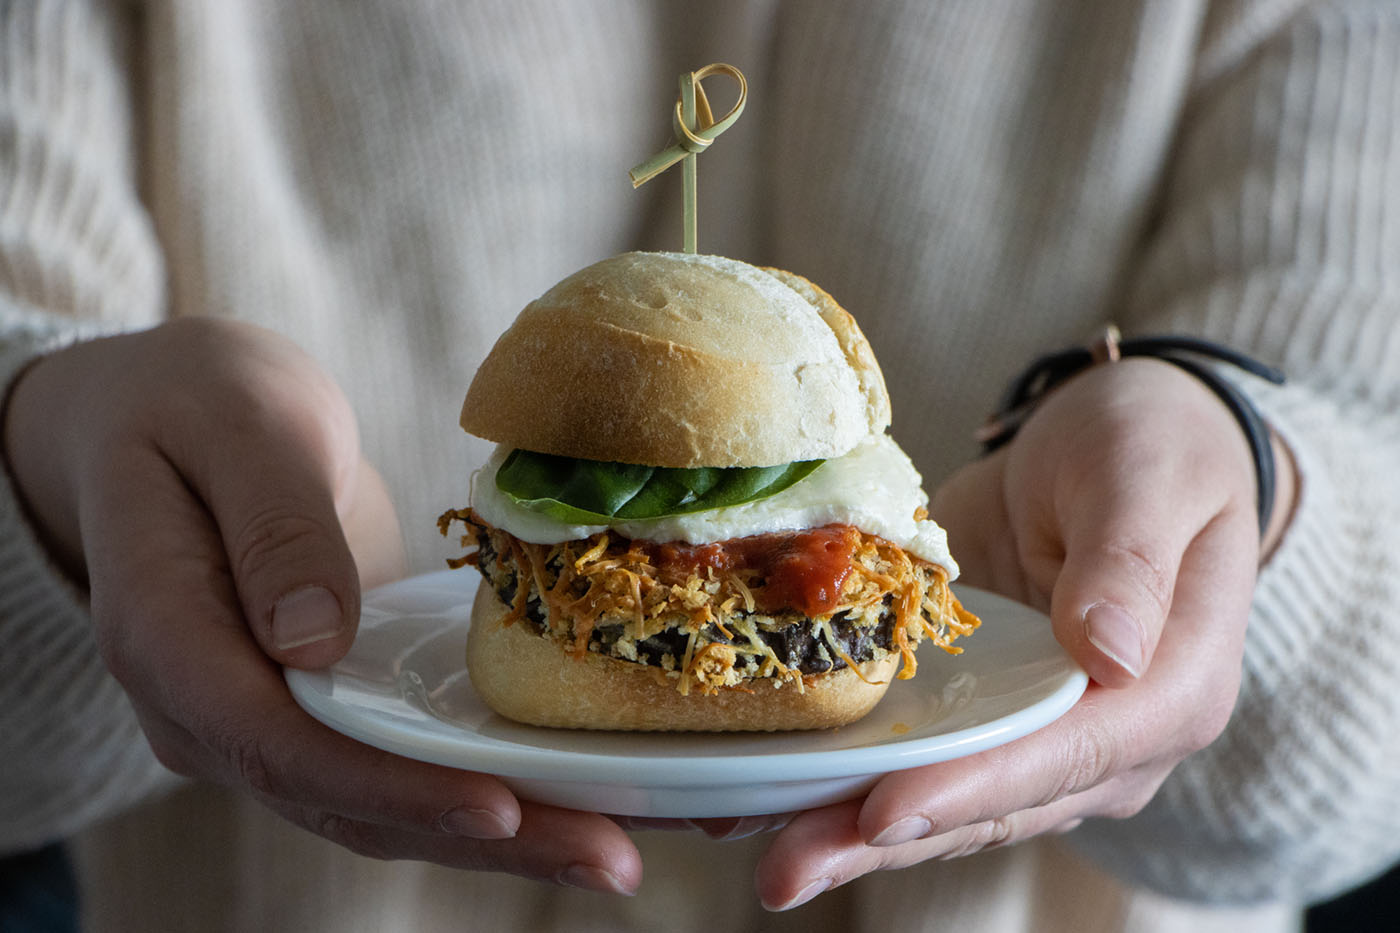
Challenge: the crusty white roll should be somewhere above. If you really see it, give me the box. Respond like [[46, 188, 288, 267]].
[[466, 586, 900, 732], [460, 251, 891, 468]]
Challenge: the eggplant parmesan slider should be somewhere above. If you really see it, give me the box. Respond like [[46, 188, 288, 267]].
[[439, 251, 978, 731]]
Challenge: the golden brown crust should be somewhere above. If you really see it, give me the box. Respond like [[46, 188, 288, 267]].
[[466, 586, 898, 732], [459, 252, 891, 467]]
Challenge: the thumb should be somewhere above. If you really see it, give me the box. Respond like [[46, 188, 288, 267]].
[[218, 457, 361, 670], [171, 381, 364, 671], [1048, 505, 1186, 688]]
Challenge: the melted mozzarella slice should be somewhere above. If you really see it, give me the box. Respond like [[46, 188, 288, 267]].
[[470, 433, 957, 577]]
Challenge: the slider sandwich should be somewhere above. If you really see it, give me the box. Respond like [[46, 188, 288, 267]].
[[439, 251, 978, 731]]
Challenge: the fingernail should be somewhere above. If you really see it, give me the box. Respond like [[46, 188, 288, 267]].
[[557, 864, 636, 896], [765, 878, 832, 912], [869, 815, 932, 847], [439, 806, 516, 840], [1084, 603, 1144, 678], [272, 586, 345, 650]]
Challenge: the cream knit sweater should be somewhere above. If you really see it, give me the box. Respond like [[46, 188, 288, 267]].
[[2, 1, 1398, 930]]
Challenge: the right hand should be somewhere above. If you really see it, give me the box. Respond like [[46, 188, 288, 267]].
[[2, 318, 641, 894]]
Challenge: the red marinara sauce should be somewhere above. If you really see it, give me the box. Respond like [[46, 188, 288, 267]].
[[643, 524, 861, 617]]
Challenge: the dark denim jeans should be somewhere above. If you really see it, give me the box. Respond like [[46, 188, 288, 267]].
[[0, 843, 78, 933], [1307, 861, 1400, 931]]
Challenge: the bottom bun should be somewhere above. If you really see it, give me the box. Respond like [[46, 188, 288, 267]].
[[465, 586, 897, 732]]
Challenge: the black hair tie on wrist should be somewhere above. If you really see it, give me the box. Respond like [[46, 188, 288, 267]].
[[976, 327, 1287, 535]]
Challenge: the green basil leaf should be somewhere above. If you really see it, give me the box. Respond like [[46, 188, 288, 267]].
[[495, 450, 824, 523]]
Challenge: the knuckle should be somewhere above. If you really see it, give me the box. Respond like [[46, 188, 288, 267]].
[[977, 816, 1017, 851], [219, 722, 285, 800], [938, 818, 1018, 860], [1191, 685, 1239, 751], [161, 313, 258, 346], [1099, 773, 1165, 820], [88, 590, 153, 689], [89, 608, 195, 781], [1182, 704, 1231, 757], [310, 812, 395, 861], [145, 738, 196, 778], [157, 319, 355, 457], [1047, 722, 1117, 803], [1100, 793, 1152, 820], [1098, 540, 1174, 618], [1164, 668, 1240, 758], [228, 502, 341, 584], [90, 607, 134, 686], [139, 721, 202, 779]]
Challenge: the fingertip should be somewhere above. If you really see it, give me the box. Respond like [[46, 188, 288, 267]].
[[854, 764, 946, 847], [566, 834, 644, 897], [557, 863, 639, 896], [753, 802, 863, 912], [762, 877, 832, 912], [615, 849, 645, 896], [512, 803, 645, 895], [865, 815, 931, 848]]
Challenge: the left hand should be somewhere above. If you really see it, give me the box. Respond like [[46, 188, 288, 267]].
[[3, 320, 642, 893], [752, 357, 1284, 911]]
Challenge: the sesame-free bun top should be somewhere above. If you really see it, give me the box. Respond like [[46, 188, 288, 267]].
[[460, 251, 891, 467]]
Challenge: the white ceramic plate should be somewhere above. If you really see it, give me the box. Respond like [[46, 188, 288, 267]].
[[286, 571, 1086, 818]]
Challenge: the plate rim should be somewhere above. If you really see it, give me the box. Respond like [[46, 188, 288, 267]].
[[285, 570, 1087, 787]]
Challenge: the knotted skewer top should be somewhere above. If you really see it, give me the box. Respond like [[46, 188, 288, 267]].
[[629, 63, 748, 253]]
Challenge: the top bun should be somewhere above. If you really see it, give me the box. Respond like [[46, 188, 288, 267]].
[[460, 252, 891, 467]]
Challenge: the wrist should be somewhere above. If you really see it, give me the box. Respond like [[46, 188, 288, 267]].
[[980, 327, 1286, 539]]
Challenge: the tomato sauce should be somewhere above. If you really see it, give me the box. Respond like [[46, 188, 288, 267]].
[[643, 524, 860, 617]]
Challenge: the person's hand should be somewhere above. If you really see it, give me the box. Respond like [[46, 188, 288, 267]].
[[752, 357, 1288, 910], [2, 318, 640, 894]]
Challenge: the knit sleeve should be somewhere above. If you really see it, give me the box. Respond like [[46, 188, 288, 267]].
[[0, 2, 174, 854], [1070, 2, 1400, 904]]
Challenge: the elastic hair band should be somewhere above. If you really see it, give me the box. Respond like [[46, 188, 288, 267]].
[[976, 327, 1287, 534]]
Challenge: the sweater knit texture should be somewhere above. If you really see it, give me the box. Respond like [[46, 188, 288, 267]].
[[2, 1, 1398, 930]]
